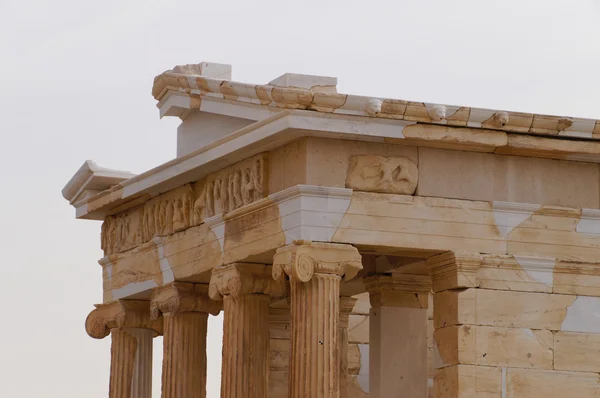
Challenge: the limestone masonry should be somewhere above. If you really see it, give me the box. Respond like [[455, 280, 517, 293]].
[[63, 61, 600, 397]]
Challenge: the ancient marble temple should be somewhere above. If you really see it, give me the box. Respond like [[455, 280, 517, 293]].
[[63, 61, 600, 398]]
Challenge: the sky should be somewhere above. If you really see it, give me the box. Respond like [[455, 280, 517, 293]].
[[0, 0, 599, 396]]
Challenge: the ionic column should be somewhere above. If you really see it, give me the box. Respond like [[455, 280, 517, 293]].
[[273, 241, 363, 398], [129, 328, 154, 398], [339, 296, 358, 397], [365, 272, 431, 398], [150, 282, 221, 398], [85, 301, 163, 398], [209, 263, 286, 398]]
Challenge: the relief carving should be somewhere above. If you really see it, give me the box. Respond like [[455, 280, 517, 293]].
[[100, 155, 267, 256], [345, 155, 418, 195], [101, 207, 143, 256], [142, 184, 194, 242], [193, 154, 267, 224], [101, 184, 194, 256]]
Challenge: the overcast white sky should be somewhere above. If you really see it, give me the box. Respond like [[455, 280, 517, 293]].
[[0, 0, 599, 396]]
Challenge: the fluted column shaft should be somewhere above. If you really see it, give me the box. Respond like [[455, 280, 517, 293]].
[[339, 296, 357, 397], [150, 282, 221, 398], [109, 329, 137, 398], [290, 274, 340, 397], [129, 328, 154, 398], [161, 312, 209, 398], [209, 263, 285, 398], [222, 294, 271, 397]]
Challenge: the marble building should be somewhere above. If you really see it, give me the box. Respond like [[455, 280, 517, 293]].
[[63, 61, 600, 397]]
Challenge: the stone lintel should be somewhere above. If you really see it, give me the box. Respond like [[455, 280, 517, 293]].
[[150, 282, 221, 320], [428, 251, 482, 293], [365, 274, 431, 309], [208, 263, 286, 300], [85, 300, 162, 339], [272, 240, 363, 283]]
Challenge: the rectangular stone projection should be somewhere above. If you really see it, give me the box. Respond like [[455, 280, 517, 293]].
[[366, 274, 430, 398]]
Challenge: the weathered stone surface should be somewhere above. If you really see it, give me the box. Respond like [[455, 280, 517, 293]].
[[400, 124, 507, 152], [554, 331, 600, 372], [428, 252, 481, 293], [434, 289, 575, 330], [434, 325, 553, 369], [506, 368, 600, 397], [417, 147, 600, 209], [434, 365, 502, 398]]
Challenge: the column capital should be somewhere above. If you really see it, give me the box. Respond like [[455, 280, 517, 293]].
[[272, 240, 362, 283], [85, 300, 162, 339], [150, 282, 221, 320], [365, 273, 431, 308], [427, 251, 481, 292], [208, 263, 286, 301]]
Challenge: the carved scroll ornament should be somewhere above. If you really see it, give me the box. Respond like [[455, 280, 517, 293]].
[[85, 300, 162, 339], [208, 263, 286, 300], [149, 282, 221, 320], [272, 240, 363, 283], [345, 155, 418, 195]]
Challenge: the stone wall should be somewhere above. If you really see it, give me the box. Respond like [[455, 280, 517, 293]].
[[431, 252, 600, 397]]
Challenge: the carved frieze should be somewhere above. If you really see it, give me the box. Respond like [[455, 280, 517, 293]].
[[100, 154, 268, 256], [193, 154, 267, 224], [101, 207, 143, 256], [142, 184, 194, 241], [345, 155, 418, 195], [101, 184, 194, 256]]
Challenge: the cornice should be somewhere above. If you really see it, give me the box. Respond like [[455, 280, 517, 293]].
[[153, 63, 600, 139], [64, 62, 600, 221]]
